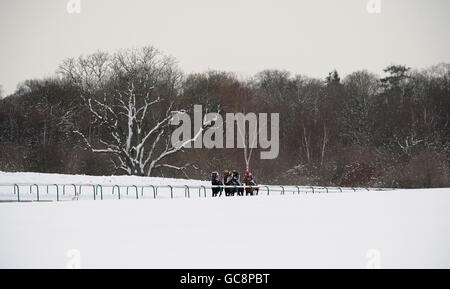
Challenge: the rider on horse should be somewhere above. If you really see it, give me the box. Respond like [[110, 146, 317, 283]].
[[223, 170, 234, 196], [243, 170, 259, 196], [232, 170, 244, 196], [211, 171, 223, 197]]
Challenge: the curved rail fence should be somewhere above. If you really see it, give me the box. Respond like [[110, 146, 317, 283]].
[[0, 183, 390, 202]]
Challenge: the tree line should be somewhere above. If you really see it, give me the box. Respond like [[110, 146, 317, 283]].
[[0, 46, 449, 188]]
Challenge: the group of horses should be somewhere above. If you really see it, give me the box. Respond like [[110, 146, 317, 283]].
[[211, 170, 259, 197]]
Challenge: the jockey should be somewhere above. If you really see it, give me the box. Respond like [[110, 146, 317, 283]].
[[232, 170, 241, 183], [243, 170, 259, 196], [223, 170, 234, 196], [223, 170, 232, 184], [211, 171, 223, 197], [232, 170, 244, 196], [244, 170, 256, 185]]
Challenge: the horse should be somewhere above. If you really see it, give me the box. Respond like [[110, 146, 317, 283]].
[[232, 170, 244, 196], [243, 174, 259, 196], [211, 171, 223, 197], [223, 170, 235, 196]]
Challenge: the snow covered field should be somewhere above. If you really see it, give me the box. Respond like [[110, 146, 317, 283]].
[[0, 171, 211, 201], [0, 172, 449, 268]]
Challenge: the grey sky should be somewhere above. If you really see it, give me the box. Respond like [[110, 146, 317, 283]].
[[0, 0, 449, 96]]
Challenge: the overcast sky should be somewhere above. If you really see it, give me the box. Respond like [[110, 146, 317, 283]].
[[0, 0, 449, 96]]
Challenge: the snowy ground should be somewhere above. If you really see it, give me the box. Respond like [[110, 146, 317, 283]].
[[0, 171, 211, 201], [0, 172, 449, 268]]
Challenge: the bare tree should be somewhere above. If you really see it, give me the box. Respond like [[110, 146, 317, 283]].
[[59, 46, 211, 176]]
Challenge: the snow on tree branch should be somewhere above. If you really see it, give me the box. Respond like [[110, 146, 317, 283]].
[[63, 46, 215, 176]]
